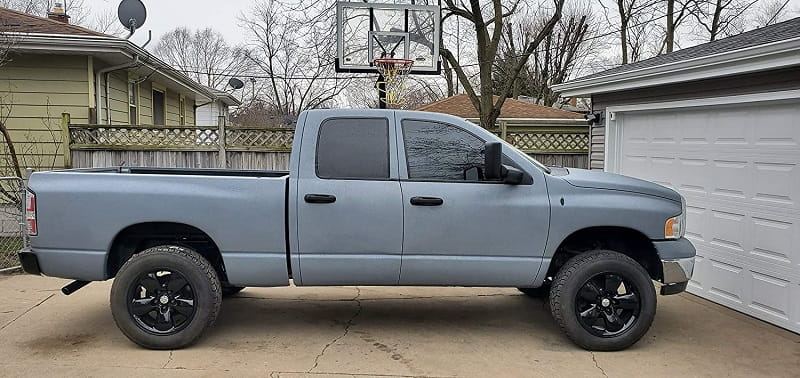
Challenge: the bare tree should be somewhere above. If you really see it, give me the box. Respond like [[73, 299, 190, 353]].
[[154, 27, 250, 90], [240, 0, 352, 117], [439, 0, 566, 128], [752, 0, 793, 27], [598, 0, 660, 64], [87, 9, 126, 37], [663, 0, 694, 53], [691, 0, 760, 41], [493, 2, 594, 106]]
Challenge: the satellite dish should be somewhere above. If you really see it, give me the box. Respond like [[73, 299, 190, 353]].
[[118, 0, 147, 34], [228, 78, 245, 90]]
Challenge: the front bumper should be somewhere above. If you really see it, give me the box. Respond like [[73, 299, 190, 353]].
[[17, 248, 42, 275], [653, 238, 696, 295]]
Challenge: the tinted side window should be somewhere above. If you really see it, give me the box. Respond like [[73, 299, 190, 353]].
[[402, 120, 485, 181], [316, 118, 390, 179]]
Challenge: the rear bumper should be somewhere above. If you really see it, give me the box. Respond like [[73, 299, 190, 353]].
[[17, 248, 42, 275], [654, 238, 696, 295]]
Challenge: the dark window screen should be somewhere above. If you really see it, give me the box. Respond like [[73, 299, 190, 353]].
[[402, 120, 485, 181], [316, 118, 390, 179], [152, 90, 165, 125]]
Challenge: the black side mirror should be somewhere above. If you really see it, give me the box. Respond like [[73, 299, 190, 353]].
[[484, 141, 503, 180], [502, 165, 524, 185]]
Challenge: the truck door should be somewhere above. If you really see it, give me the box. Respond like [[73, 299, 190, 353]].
[[396, 117, 550, 286], [293, 112, 403, 285]]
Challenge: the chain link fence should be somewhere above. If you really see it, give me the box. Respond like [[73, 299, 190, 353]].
[[0, 177, 25, 271]]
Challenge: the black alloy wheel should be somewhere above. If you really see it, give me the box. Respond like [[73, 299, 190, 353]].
[[549, 250, 656, 351], [128, 270, 196, 335], [574, 272, 641, 337], [110, 245, 221, 349]]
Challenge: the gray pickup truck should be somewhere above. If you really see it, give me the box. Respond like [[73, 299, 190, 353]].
[[19, 109, 695, 351]]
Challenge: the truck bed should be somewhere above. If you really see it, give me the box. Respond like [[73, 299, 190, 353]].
[[27, 167, 290, 286]]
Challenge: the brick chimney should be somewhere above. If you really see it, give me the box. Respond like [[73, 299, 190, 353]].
[[47, 2, 70, 24]]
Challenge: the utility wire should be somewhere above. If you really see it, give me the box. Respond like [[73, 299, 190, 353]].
[[765, 0, 791, 26], [143, 10, 669, 82]]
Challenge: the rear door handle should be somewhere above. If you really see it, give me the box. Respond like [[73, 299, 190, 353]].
[[304, 194, 336, 204], [410, 196, 443, 206]]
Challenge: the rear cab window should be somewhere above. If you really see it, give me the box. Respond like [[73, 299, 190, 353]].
[[316, 118, 390, 179]]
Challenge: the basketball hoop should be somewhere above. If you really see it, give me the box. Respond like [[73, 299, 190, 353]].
[[374, 58, 414, 107]]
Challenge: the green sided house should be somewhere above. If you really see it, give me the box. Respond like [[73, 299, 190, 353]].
[[0, 7, 228, 174]]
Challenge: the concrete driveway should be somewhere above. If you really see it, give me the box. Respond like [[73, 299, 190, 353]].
[[0, 274, 797, 377]]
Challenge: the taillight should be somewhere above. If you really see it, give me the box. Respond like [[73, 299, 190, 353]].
[[25, 189, 37, 236]]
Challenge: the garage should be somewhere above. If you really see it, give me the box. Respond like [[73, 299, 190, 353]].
[[609, 97, 800, 333], [553, 18, 800, 333]]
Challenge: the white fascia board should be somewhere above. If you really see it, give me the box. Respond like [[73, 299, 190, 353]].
[[553, 37, 800, 97]]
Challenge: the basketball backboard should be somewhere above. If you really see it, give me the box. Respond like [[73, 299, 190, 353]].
[[336, 1, 441, 75]]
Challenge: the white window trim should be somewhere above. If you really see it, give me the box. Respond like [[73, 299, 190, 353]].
[[603, 89, 800, 173], [128, 80, 139, 125]]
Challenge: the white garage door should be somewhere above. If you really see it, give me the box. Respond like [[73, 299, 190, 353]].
[[613, 99, 800, 333]]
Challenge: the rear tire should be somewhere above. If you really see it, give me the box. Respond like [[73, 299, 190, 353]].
[[110, 245, 222, 349], [549, 250, 656, 351]]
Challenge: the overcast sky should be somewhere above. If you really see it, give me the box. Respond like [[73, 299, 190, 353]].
[[85, 0, 253, 46], [84, 0, 800, 50]]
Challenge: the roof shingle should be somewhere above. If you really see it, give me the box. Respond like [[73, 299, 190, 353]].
[[416, 94, 583, 119], [0, 7, 110, 37]]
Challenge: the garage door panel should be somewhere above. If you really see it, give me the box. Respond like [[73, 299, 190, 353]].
[[616, 100, 800, 334]]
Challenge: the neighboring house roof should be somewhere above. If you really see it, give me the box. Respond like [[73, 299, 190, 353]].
[[209, 88, 243, 107], [0, 7, 108, 37], [416, 94, 584, 119], [554, 17, 800, 97]]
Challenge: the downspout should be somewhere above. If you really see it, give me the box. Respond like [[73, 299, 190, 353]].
[[95, 55, 140, 125]]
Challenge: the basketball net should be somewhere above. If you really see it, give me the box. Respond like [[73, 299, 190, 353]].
[[374, 58, 414, 107]]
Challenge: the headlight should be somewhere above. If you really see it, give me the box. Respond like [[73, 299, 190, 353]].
[[665, 195, 686, 239]]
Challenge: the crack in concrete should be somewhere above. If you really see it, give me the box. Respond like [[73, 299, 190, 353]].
[[0, 293, 55, 332], [590, 352, 608, 377], [308, 287, 362, 373], [162, 350, 174, 369]]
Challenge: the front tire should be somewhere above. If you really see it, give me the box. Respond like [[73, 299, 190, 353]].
[[549, 250, 656, 351], [110, 245, 222, 349]]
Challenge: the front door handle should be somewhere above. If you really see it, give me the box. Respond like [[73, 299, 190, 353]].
[[410, 196, 443, 206], [304, 194, 336, 204]]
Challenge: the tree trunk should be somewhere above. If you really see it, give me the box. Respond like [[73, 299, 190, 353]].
[[618, 0, 629, 64], [0, 121, 22, 178], [710, 0, 723, 41], [666, 0, 675, 53], [443, 58, 455, 96]]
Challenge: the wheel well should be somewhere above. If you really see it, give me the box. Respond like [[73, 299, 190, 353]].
[[546, 227, 662, 282], [106, 222, 227, 282]]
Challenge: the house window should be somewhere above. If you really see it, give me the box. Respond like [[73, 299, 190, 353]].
[[128, 82, 138, 125], [152, 89, 165, 125], [179, 96, 186, 125]]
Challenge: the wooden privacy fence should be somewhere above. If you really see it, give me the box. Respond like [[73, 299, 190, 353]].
[[62, 113, 589, 170]]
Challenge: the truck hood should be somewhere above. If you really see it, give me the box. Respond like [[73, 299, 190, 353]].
[[558, 168, 682, 203]]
